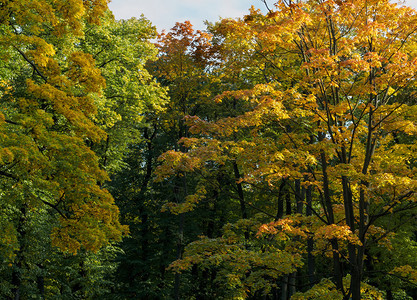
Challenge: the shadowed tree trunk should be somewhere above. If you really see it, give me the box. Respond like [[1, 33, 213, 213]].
[[305, 185, 316, 287], [11, 204, 28, 300]]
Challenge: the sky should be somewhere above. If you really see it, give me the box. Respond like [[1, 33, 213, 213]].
[[107, 0, 269, 32], [108, 0, 417, 33]]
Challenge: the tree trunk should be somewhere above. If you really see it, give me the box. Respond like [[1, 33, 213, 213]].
[[275, 180, 286, 220], [174, 171, 188, 300], [320, 151, 344, 293], [288, 272, 296, 297], [233, 161, 247, 219], [281, 275, 288, 300], [174, 213, 184, 300], [11, 204, 27, 300], [295, 179, 304, 214], [233, 162, 249, 241], [306, 185, 316, 287], [285, 189, 291, 215]]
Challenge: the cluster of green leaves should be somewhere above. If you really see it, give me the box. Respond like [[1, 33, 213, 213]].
[[0, 0, 166, 298]]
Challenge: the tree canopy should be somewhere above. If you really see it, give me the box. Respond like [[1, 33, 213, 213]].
[[1, 0, 417, 299]]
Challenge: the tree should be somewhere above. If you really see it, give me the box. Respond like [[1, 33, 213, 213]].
[[79, 13, 167, 173], [81, 14, 172, 298], [0, 1, 127, 298], [156, 0, 417, 299], [149, 21, 220, 299]]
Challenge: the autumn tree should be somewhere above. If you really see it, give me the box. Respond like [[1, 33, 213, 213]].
[[0, 0, 128, 298], [156, 0, 417, 299], [148, 21, 223, 299]]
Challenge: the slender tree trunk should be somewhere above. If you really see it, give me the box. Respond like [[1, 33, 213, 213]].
[[348, 186, 368, 300], [320, 151, 344, 293], [341, 175, 360, 300], [141, 211, 149, 281], [272, 287, 278, 300], [288, 272, 296, 297], [140, 126, 156, 193], [173, 117, 189, 300], [281, 275, 288, 300], [174, 172, 188, 300], [289, 180, 304, 296], [11, 204, 27, 300], [347, 104, 375, 300], [233, 161, 247, 219], [137, 126, 156, 283], [275, 179, 287, 298], [275, 180, 286, 220], [285, 189, 291, 216], [174, 213, 184, 300], [233, 161, 249, 241], [282, 183, 296, 299], [305, 185, 316, 287], [206, 190, 218, 238], [295, 179, 304, 214]]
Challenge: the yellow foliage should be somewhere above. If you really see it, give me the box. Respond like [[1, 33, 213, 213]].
[[155, 0, 417, 297], [0, 0, 128, 257], [391, 265, 417, 284], [314, 224, 362, 246]]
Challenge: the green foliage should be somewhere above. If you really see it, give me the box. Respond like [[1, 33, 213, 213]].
[[80, 13, 168, 173], [170, 216, 303, 298], [0, 1, 164, 299], [292, 278, 343, 300]]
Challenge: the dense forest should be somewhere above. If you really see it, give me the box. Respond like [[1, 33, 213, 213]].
[[1, 0, 417, 299]]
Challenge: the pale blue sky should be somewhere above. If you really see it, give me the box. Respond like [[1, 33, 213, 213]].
[[108, 0, 269, 32], [108, 0, 417, 33]]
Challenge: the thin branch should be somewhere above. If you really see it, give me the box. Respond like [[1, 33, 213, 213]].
[[41, 199, 68, 219], [5, 119, 21, 126], [98, 57, 118, 68], [261, 0, 273, 13], [12, 45, 48, 82]]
